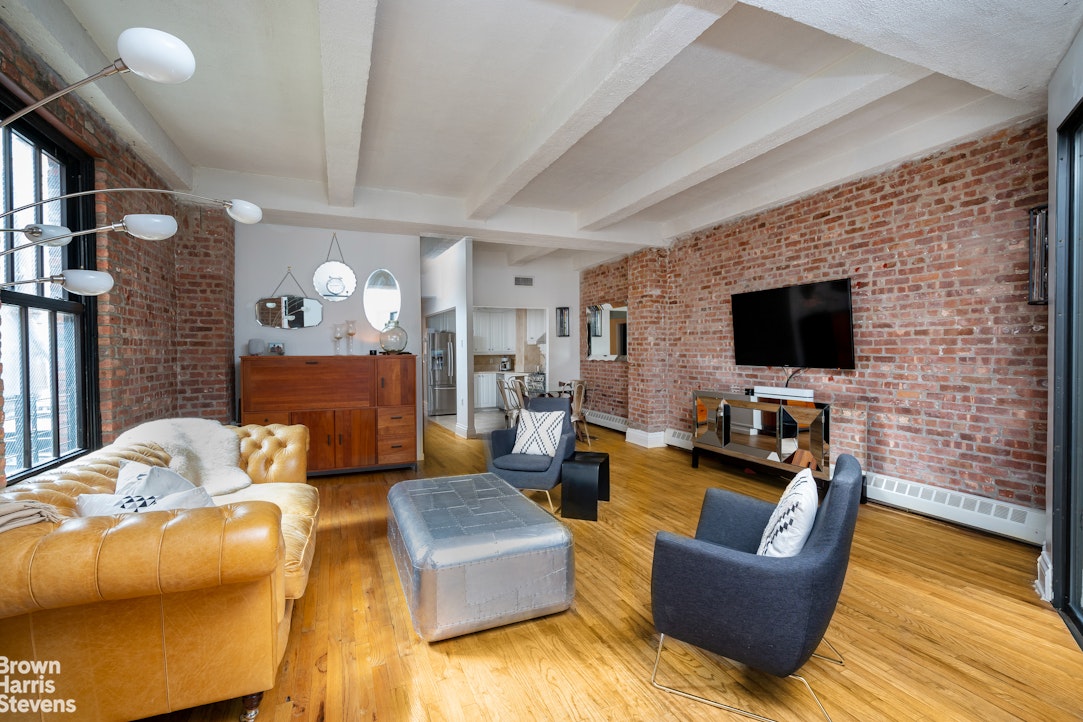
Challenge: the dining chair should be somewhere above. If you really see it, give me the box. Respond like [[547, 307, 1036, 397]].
[[569, 380, 590, 447], [498, 378, 521, 428]]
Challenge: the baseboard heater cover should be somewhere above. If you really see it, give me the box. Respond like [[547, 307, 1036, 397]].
[[865, 472, 1044, 545], [663, 428, 1045, 545], [584, 409, 628, 432]]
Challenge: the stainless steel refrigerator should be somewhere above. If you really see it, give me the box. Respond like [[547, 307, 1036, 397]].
[[427, 330, 456, 415]]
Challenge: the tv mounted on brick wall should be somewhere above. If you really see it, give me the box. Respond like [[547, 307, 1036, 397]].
[[731, 278, 856, 370]]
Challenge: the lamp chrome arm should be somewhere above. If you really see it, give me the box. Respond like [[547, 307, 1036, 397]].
[[0, 214, 177, 255], [0, 189, 261, 225], [0, 270, 114, 296], [1, 28, 195, 129]]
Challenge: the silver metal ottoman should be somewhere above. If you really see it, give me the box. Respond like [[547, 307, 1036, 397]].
[[387, 473, 575, 641]]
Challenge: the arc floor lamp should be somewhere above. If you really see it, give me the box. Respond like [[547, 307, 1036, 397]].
[[1, 26, 262, 296]]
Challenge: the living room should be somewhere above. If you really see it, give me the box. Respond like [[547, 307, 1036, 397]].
[[3, 2, 1083, 720]]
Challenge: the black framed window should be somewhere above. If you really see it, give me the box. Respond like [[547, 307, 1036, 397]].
[[1053, 100, 1083, 651], [0, 93, 99, 482]]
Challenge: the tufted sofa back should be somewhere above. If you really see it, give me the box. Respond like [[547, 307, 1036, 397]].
[[234, 423, 309, 484]]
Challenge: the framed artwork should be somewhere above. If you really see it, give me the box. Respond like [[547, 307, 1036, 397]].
[[556, 306, 570, 337]]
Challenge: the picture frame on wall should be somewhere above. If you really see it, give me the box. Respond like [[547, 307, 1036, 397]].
[[556, 306, 570, 337]]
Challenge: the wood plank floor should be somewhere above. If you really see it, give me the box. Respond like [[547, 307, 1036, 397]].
[[155, 423, 1083, 721]]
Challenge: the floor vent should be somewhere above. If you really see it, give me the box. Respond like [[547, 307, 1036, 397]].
[[584, 410, 627, 432], [513, 276, 534, 287], [866, 472, 1044, 545]]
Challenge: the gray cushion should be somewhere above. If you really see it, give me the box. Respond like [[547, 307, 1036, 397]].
[[492, 453, 554, 472]]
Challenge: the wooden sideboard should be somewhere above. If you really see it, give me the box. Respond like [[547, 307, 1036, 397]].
[[240, 354, 417, 474]]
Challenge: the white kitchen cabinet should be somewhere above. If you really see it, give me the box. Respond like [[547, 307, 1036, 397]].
[[526, 308, 545, 344], [474, 372, 499, 408], [473, 309, 516, 353]]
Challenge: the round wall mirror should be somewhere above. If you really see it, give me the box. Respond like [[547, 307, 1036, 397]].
[[313, 261, 357, 302], [363, 268, 401, 330]]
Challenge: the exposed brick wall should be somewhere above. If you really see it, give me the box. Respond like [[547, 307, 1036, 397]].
[[583, 119, 1049, 508], [0, 20, 236, 475]]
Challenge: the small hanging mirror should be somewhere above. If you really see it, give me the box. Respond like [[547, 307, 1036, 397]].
[[312, 232, 356, 302], [256, 267, 324, 328], [363, 268, 401, 331]]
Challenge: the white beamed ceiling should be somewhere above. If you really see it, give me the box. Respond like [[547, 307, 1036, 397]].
[[6, 0, 1080, 265]]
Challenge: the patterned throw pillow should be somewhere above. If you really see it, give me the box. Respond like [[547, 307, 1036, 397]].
[[75, 463, 216, 516], [757, 468, 819, 557], [511, 410, 565, 456]]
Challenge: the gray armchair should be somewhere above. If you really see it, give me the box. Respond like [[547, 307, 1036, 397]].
[[650, 454, 863, 721], [487, 396, 576, 512]]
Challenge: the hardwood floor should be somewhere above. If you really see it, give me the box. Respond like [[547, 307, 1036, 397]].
[[156, 423, 1083, 721]]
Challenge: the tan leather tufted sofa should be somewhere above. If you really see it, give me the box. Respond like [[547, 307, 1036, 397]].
[[0, 423, 318, 722]]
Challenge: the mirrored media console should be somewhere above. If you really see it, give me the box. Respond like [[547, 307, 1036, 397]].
[[691, 390, 830, 481]]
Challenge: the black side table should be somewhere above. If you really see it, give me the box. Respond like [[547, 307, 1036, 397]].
[[561, 451, 610, 520]]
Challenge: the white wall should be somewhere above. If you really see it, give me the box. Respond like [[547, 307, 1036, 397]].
[[472, 247, 581, 386], [421, 238, 474, 436], [234, 223, 422, 452], [235, 223, 421, 359]]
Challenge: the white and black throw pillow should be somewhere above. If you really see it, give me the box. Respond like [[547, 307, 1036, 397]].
[[511, 410, 565, 456], [76, 462, 216, 517], [757, 468, 819, 557]]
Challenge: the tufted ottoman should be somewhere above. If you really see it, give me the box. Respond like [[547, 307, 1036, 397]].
[[387, 473, 575, 641]]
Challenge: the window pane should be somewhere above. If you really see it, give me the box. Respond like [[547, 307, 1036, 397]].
[[2, 305, 26, 474], [56, 312, 80, 454], [27, 307, 55, 465], [41, 150, 64, 298], [10, 133, 38, 290]]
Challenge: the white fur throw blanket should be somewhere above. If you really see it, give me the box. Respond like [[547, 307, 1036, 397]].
[[114, 418, 252, 496]]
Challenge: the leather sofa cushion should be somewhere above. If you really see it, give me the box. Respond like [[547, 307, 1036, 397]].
[[212, 483, 320, 599]]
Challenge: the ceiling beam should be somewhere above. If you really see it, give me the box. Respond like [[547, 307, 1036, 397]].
[[318, 0, 377, 207], [465, 0, 735, 221], [740, 0, 1076, 105], [578, 48, 932, 230], [506, 246, 559, 266], [662, 92, 1035, 239]]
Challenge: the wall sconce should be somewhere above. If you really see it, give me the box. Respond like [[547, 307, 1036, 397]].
[[1, 28, 261, 295]]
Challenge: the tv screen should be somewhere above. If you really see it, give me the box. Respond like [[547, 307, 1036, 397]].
[[731, 278, 856, 369]]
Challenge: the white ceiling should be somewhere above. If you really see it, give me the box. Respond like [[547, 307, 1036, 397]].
[[5, 0, 1080, 267]]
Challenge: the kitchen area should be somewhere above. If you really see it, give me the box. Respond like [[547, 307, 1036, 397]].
[[472, 307, 547, 412], [424, 307, 548, 430]]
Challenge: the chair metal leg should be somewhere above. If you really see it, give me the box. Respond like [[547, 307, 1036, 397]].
[[811, 636, 844, 666], [650, 634, 833, 722]]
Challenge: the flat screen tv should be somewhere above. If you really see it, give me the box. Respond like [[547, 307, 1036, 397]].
[[731, 278, 856, 369]]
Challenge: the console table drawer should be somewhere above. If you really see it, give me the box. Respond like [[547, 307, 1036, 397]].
[[378, 406, 416, 435], [379, 434, 416, 464]]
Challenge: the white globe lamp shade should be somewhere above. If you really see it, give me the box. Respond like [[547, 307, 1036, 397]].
[[226, 199, 263, 224], [23, 225, 73, 246], [123, 214, 178, 240], [116, 28, 195, 84], [60, 270, 114, 296]]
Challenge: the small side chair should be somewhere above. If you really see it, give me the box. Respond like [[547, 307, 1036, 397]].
[[650, 454, 863, 721], [486, 396, 576, 512]]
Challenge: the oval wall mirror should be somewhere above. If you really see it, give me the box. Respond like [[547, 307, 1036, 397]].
[[313, 260, 357, 302], [363, 268, 401, 330], [256, 296, 324, 328]]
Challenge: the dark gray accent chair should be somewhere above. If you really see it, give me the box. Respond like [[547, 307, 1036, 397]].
[[487, 396, 576, 512], [650, 454, 863, 721]]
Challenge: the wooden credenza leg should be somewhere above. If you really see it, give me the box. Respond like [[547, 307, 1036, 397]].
[[240, 692, 263, 721]]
